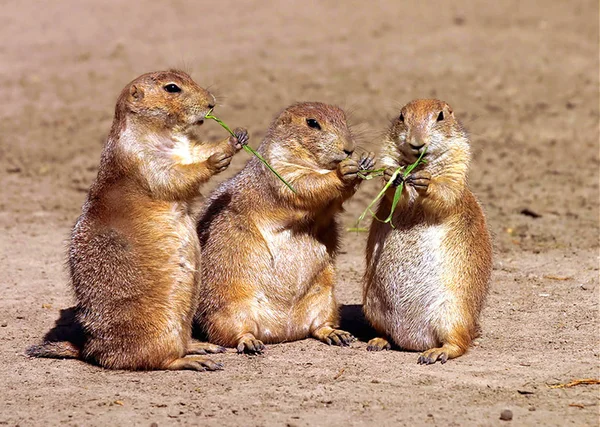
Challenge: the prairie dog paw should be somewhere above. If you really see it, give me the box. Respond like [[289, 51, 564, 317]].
[[384, 167, 403, 187], [229, 127, 249, 151], [366, 337, 391, 351], [406, 170, 431, 195], [208, 151, 233, 173], [358, 151, 376, 171], [338, 158, 359, 182], [417, 347, 448, 365], [236, 335, 265, 354], [314, 327, 355, 346]]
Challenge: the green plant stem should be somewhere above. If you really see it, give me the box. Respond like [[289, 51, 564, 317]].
[[352, 148, 427, 230], [205, 110, 296, 193], [357, 167, 386, 180]]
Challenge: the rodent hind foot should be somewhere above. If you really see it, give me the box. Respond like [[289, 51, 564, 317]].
[[166, 356, 224, 371], [186, 342, 227, 355], [366, 337, 391, 352], [417, 348, 448, 365], [417, 343, 465, 365], [236, 335, 265, 354], [314, 327, 355, 347]]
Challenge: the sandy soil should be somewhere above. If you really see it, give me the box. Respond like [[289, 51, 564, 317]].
[[1, 1, 598, 425]]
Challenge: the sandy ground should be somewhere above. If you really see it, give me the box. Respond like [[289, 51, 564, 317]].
[[1, 0, 598, 425]]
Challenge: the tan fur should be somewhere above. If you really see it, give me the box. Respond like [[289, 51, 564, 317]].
[[363, 99, 492, 364], [27, 70, 247, 371], [194, 102, 374, 353]]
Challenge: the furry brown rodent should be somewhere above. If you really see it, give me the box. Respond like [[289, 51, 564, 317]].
[[194, 102, 375, 353], [363, 99, 492, 364], [27, 69, 248, 371]]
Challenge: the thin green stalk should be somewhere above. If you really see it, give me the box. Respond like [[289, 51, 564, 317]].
[[352, 148, 427, 230], [357, 167, 386, 180], [382, 148, 427, 228], [205, 110, 296, 193], [354, 168, 402, 227]]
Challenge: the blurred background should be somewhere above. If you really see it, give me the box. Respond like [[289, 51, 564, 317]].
[[1, 1, 598, 425], [1, 0, 597, 250]]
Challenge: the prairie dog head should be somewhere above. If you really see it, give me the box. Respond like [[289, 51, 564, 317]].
[[116, 69, 216, 133], [265, 102, 355, 170], [382, 99, 470, 170]]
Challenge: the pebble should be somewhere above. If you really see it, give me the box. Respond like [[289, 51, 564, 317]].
[[500, 409, 513, 421]]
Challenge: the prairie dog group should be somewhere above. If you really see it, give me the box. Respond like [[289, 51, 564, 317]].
[[27, 71, 491, 371]]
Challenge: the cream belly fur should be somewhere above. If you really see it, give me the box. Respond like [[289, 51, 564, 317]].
[[250, 220, 331, 341], [365, 222, 453, 351]]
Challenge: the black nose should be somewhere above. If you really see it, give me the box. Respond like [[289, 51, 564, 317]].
[[343, 149, 354, 156], [409, 143, 425, 150], [207, 103, 215, 109]]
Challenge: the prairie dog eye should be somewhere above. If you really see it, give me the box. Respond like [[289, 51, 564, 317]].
[[437, 111, 444, 121], [306, 118, 321, 130], [164, 83, 181, 93], [399, 113, 405, 122]]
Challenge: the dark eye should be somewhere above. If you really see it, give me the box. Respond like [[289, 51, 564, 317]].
[[437, 111, 444, 121], [306, 118, 321, 130], [164, 83, 181, 93], [399, 113, 405, 122]]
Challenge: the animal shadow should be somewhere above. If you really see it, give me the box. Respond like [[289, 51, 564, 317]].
[[340, 304, 376, 342], [34, 306, 86, 349]]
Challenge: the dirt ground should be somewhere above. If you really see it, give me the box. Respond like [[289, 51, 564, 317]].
[[1, 1, 598, 426]]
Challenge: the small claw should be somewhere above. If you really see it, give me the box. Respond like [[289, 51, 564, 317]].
[[359, 151, 376, 171], [329, 333, 342, 346], [367, 338, 390, 352], [340, 333, 355, 345], [237, 338, 264, 354], [201, 360, 224, 371], [392, 174, 404, 187], [234, 128, 249, 146]]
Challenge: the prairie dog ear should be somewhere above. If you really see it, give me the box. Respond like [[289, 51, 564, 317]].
[[129, 84, 144, 101], [277, 111, 293, 127]]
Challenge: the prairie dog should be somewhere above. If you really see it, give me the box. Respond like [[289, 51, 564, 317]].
[[195, 102, 375, 353], [27, 70, 248, 371], [363, 99, 492, 364]]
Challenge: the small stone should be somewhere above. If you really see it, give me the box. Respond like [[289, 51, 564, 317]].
[[528, 407, 536, 412], [150, 423, 158, 427], [500, 409, 513, 421]]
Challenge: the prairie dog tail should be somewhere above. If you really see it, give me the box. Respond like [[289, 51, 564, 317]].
[[26, 341, 80, 359]]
